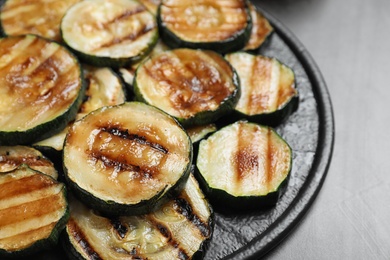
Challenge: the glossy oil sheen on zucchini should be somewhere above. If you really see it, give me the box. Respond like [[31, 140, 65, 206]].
[[0, 146, 58, 179], [62, 173, 213, 260], [244, 3, 273, 51], [63, 102, 192, 216], [0, 165, 69, 257], [0, 34, 85, 145], [158, 0, 252, 53], [225, 52, 298, 126], [196, 121, 292, 212], [61, 0, 159, 68], [34, 66, 127, 153], [0, 0, 80, 41], [134, 48, 240, 127]]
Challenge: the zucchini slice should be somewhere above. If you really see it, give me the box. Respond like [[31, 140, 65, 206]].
[[243, 3, 273, 51], [134, 48, 240, 127], [63, 102, 193, 216], [157, 0, 252, 53], [0, 34, 85, 146], [61, 0, 159, 68], [62, 173, 213, 260], [225, 52, 298, 126], [34, 66, 127, 154], [138, 0, 161, 15], [0, 0, 81, 42], [0, 146, 58, 179], [0, 165, 69, 257], [196, 121, 292, 212]]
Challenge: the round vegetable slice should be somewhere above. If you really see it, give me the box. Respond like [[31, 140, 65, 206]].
[[61, 0, 159, 68], [0, 0, 81, 42], [225, 52, 298, 126], [33, 65, 127, 159], [63, 102, 193, 216], [134, 48, 240, 127], [0, 146, 58, 179], [157, 0, 252, 53], [243, 2, 273, 51], [196, 121, 292, 212], [0, 34, 85, 146], [62, 173, 213, 260], [0, 165, 69, 257]]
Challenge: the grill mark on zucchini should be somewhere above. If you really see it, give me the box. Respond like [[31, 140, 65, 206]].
[[139, 50, 235, 117], [147, 218, 190, 260], [174, 197, 211, 237], [0, 174, 56, 199], [67, 218, 103, 260], [102, 127, 169, 154], [88, 6, 155, 52], [0, 193, 63, 227], [110, 218, 128, 239]]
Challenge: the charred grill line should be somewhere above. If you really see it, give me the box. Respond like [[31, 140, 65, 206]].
[[102, 127, 168, 154], [110, 218, 128, 239], [91, 152, 154, 179], [68, 219, 104, 260], [174, 197, 211, 238], [149, 218, 190, 260]]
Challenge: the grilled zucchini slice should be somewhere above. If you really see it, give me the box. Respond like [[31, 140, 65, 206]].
[[225, 52, 298, 126], [138, 0, 161, 15], [0, 146, 58, 179], [34, 66, 127, 155], [157, 0, 252, 53], [0, 165, 69, 257], [62, 173, 213, 260], [63, 102, 192, 216], [0, 34, 85, 146], [134, 48, 240, 127], [0, 0, 80, 42], [243, 3, 273, 51], [61, 0, 159, 68], [196, 121, 292, 212]]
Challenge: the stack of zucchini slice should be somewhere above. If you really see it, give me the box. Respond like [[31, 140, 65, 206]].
[[0, 0, 299, 258]]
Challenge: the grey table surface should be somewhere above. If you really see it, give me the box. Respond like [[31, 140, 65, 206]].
[[252, 0, 390, 259]]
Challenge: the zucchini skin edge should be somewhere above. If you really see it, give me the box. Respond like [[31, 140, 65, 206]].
[[0, 36, 87, 146], [0, 166, 70, 258], [156, 1, 253, 54]]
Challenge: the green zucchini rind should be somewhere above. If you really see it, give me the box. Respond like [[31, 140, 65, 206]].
[[157, 0, 252, 53], [60, 0, 159, 68], [0, 164, 69, 258], [61, 172, 213, 260], [134, 48, 241, 127], [225, 52, 298, 127], [196, 121, 292, 213], [63, 102, 193, 216], [0, 145, 58, 179], [0, 0, 80, 41], [0, 34, 85, 146], [243, 2, 273, 51]]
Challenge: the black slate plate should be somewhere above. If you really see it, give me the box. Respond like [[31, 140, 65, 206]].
[[202, 8, 335, 260], [12, 6, 334, 260]]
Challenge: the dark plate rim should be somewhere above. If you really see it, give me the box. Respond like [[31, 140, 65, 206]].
[[225, 7, 335, 260]]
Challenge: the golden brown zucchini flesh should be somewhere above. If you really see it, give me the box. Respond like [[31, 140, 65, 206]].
[[0, 146, 58, 179], [0, 34, 85, 145], [134, 48, 240, 127], [62, 173, 213, 260], [0, 165, 69, 257], [244, 2, 273, 51], [63, 102, 193, 216], [196, 121, 292, 212], [225, 52, 298, 126], [61, 0, 159, 68], [158, 0, 252, 53], [0, 0, 81, 41]]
